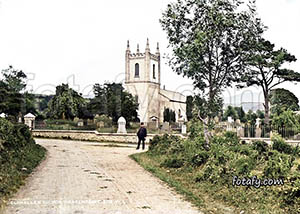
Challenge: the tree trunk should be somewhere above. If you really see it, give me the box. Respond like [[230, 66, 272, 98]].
[[264, 92, 270, 126]]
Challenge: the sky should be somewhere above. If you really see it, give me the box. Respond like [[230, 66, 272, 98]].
[[0, 0, 299, 106]]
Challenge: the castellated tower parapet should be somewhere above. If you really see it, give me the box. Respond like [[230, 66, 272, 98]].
[[125, 39, 161, 85], [124, 39, 161, 123]]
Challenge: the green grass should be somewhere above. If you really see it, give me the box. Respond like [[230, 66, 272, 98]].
[[130, 132, 300, 214], [130, 152, 237, 214]]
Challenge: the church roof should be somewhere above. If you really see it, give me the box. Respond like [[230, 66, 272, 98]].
[[159, 89, 186, 104]]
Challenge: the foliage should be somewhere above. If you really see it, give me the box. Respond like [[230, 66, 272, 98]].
[[186, 95, 193, 121], [239, 37, 300, 125], [1, 65, 27, 93], [160, 0, 259, 120], [251, 140, 269, 154], [0, 79, 23, 120], [163, 108, 176, 122], [46, 84, 86, 120], [234, 106, 246, 123], [223, 105, 238, 121], [245, 110, 258, 125], [272, 110, 300, 131], [263, 150, 294, 179], [270, 88, 299, 115], [140, 121, 300, 212], [88, 83, 138, 123], [0, 118, 46, 208], [94, 115, 112, 127], [271, 133, 295, 155]]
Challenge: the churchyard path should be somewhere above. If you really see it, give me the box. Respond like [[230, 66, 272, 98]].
[[4, 139, 202, 214]]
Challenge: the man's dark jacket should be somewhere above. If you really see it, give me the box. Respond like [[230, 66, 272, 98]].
[[137, 127, 147, 140]]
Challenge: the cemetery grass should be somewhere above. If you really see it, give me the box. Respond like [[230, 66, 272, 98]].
[[131, 133, 300, 214]]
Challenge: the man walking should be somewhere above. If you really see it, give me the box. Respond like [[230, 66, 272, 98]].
[[136, 122, 147, 150]]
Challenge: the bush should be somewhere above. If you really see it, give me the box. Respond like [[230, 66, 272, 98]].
[[263, 150, 294, 178], [252, 140, 269, 154], [272, 133, 293, 154], [191, 151, 209, 167], [0, 119, 46, 207]]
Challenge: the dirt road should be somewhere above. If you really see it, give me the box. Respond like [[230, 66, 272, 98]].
[[4, 139, 202, 214]]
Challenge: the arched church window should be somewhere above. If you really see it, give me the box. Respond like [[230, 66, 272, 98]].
[[153, 64, 156, 79], [135, 63, 139, 77]]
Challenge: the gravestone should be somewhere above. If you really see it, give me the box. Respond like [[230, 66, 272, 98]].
[[117, 117, 127, 134], [227, 116, 234, 131], [77, 119, 84, 127], [256, 118, 261, 128], [0, 113, 6, 118], [237, 126, 244, 137], [147, 121, 157, 130], [181, 124, 187, 134], [214, 116, 219, 124], [97, 121, 104, 128], [24, 113, 36, 130], [73, 117, 80, 123], [255, 128, 262, 138], [161, 122, 170, 131]]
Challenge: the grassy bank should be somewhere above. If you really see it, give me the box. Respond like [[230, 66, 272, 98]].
[[0, 119, 47, 210], [131, 121, 300, 214]]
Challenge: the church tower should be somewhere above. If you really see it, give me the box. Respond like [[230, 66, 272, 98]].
[[124, 39, 161, 123]]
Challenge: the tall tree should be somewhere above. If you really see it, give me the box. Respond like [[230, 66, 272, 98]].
[[1, 65, 27, 93], [47, 84, 86, 120], [0, 66, 28, 120], [160, 0, 262, 121], [270, 88, 299, 115], [89, 83, 138, 123], [240, 38, 300, 125], [223, 105, 238, 120]]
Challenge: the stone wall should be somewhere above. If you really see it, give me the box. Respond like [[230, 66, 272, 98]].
[[32, 130, 186, 144]]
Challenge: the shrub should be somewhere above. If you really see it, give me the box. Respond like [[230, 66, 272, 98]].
[[263, 150, 294, 178], [252, 140, 269, 154], [233, 156, 256, 176], [191, 151, 209, 167], [272, 133, 293, 154]]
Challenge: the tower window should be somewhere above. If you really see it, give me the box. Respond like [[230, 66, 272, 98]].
[[135, 95, 139, 103], [135, 63, 139, 77], [153, 64, 156, 79]]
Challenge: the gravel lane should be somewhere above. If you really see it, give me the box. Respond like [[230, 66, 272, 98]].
[[3, 139, 202, 214]]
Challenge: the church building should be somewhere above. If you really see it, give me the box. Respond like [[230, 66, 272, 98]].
[[124, 39, 187, 123]]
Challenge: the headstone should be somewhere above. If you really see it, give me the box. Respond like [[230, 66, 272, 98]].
[[24, 113, 36, 130], [97, 121, 104, 128], [117, 116, 127, 134], [181, 124, 187, 134], [0, 113, 6, 118], [294, 134, 300, 140], [214, 116, 219, 124], [73, 117, 80, 123], [227, 116, 234, 131], [77, 121, 84, 127], [236, 119, 241, 126], [87, 119, 94, 126], [256, 118, 261, 128], [162, 122, 170, 131], [147, 121, 157, 130], [255, 128, 262, 138], [237, 126, 244, 137], [227, 116, 234, 124]]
